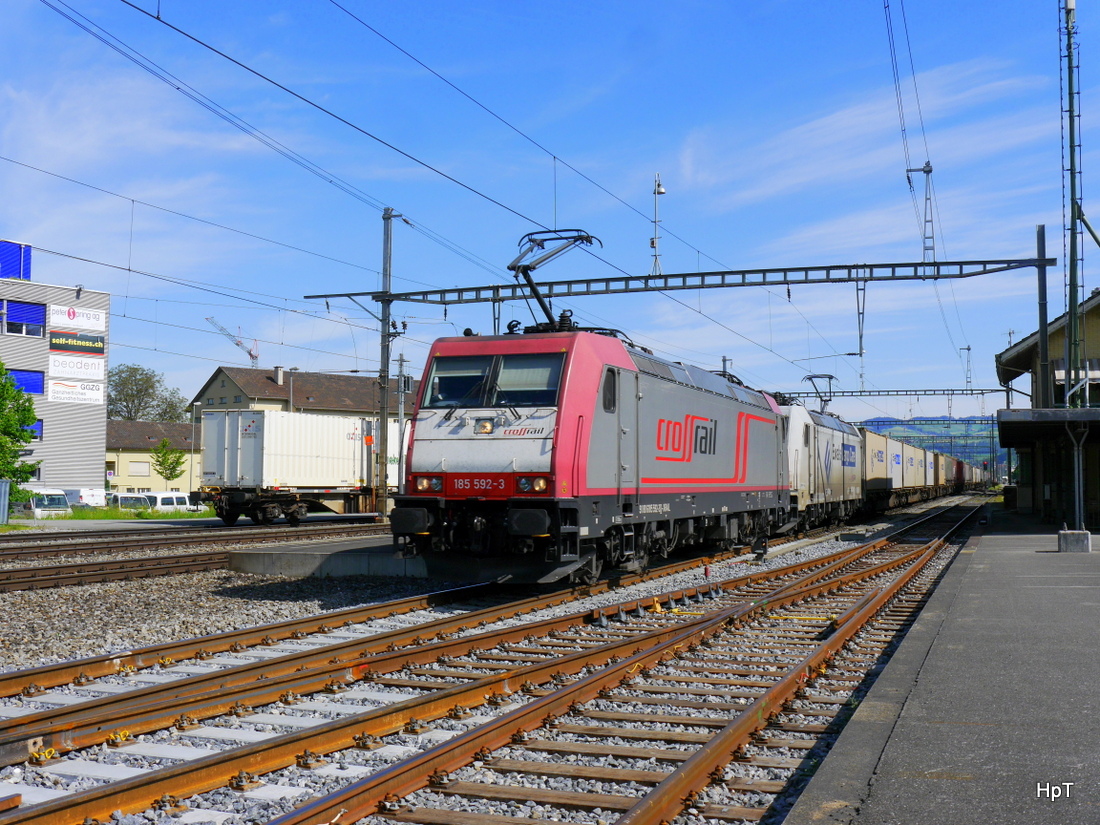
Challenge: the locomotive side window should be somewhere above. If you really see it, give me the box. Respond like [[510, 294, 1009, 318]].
[[602, 368, 616, 413], [425, 356, 492, 407], [493, 354, 564, 406], [803, 424, 810, 446]]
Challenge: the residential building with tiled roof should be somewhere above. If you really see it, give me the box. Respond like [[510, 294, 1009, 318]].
[[190, 366, 415, 416], [189, 366, 418, 497], [106, 420, 201, 493]]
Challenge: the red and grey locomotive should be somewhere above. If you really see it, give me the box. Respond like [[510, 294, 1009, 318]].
[[390, 325, 796, 583]]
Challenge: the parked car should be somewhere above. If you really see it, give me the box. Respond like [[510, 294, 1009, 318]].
[[106, 493, 152, 510], [143, 492, 201, 512], [23, 487, 73, 519]]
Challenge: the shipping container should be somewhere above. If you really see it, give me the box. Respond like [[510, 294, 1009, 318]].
[[197, 410, 375, 525], [901, 442, 924, 489], [861, 430, 891, 493]]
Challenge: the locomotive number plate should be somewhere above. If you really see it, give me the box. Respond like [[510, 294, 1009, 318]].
[[447, 474, 509, 496]]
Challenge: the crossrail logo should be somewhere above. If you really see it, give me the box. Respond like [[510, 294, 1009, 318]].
[[655, 414, 717, 463], [645, 411, 773, 486]]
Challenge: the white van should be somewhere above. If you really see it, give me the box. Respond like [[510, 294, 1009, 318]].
[[106, 492, 152, 510], [144, 492, 198, 512], [63, 488, 107, 508], [24, 488, 73, 519]]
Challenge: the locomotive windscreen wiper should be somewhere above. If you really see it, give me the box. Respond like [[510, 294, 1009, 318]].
[[442, 377, 488, 420]]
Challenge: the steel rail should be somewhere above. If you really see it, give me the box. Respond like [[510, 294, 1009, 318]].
[[0, 507, 959, 752], [0, 534, 814, 700], [0, 549, 840, 763], [258, 523, 962, 825], [0, 552, 230, 591], [614, 544, 944, 824], [0, 582, 500, 698], [0, 518, 384, 545], [0, 522, 390, 561], [0, 511, 970, 825]]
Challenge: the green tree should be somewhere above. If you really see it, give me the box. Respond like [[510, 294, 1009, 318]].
[[107, 364, 188, 422], [150, 438, 186, 484], [0, 364, 41, 491]]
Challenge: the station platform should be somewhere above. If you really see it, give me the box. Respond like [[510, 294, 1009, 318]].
[[229, 535, 427, 578], [786, 506, 1100, 825]]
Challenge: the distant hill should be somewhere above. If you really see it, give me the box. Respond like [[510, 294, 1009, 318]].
[[857, 416, 1002, 474]]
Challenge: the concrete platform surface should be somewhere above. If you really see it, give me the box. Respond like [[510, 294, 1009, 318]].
[[786, 506, 1100, 825], [229, 535, 426, 578]]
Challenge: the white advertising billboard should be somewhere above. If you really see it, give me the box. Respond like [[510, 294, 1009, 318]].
[[47, 380, 104, 405], [49, 305, 107, 332], [48, 354, 105, 381]]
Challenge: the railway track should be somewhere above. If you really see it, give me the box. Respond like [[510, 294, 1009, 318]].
[[0, 521, 390, 561], [0, 502, 977, 825], [0, 552, 231, 592]]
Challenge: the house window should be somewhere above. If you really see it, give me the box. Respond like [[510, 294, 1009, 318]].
[[25, 420, 43, 440], [129, 461, 150, 477], [233, 395, 242, 403], [219, 397, 226, 404], [9, 369, 44, 394], [220, 379, 225, 387], [206, 398, 214, 405], [3, 301, 45, 336]]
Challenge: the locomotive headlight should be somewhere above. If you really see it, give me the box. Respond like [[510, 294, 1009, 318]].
[[516, 476, 549, 493], [415, 476, 443, 492], [475, 418, 494, 434]]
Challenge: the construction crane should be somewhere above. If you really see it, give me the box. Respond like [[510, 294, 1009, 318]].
[[206, 317, 259, 367]]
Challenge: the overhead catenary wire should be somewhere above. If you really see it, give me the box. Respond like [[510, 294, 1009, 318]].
[[882, 0, 968, 360], [0, 153, 381, 276], [101, 0, 837, 368], [325, 0, 865, 366], [51, 2, 894, 414]]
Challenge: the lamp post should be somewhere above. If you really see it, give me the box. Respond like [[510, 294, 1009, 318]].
[[190, 401, 202, 495]]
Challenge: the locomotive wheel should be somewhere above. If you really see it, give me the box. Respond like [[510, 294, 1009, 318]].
[[218, 511, 240, 527]]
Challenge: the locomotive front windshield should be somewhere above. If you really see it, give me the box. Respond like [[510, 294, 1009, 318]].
[[425, 353, 564, 408]]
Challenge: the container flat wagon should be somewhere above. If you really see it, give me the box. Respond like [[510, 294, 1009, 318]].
[[195, 410, 375, 525]]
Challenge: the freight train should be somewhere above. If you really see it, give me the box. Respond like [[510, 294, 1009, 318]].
[[389, 326, 985, 584]]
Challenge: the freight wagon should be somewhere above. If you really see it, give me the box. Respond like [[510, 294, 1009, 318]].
[[195, 410, 375, 525]]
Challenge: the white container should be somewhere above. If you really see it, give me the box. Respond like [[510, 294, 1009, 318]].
[[201, 410, 372, 491]]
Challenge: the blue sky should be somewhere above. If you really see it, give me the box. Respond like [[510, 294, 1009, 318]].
[[1, 0, 1090, 421]]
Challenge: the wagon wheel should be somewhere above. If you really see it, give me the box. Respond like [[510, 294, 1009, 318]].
[[217, 509, 240, 527]]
